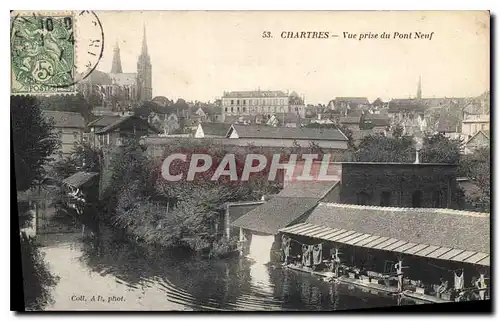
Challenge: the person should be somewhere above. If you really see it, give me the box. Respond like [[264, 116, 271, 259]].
[[437, 277, 448, 298], [476, 274, 487, 300], [394, 260, 403, 292]]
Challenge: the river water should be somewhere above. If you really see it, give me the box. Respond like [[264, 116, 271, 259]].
[[38, 232, 418, 311]]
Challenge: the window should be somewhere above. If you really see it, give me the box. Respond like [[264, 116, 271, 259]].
[[432, 190, 442, 208], [357, 192, 370, 205], [231, 107, 234, 112], [243, 100, 246, 105], [73, 131, 79, 140], [380, 191, 391, 206], [243, 107, 246, 112], [237, 100, 240, 105], [412, 190, 423, 208], [225, 107, 228, 112], [231, 100, 234, 105]]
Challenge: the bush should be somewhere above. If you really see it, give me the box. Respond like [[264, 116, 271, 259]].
[[209, 237, 238, 259], [20, 233, 59, 310]]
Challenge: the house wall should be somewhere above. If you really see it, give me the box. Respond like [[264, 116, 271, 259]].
[[339, 163, 459, 208], [462, 121, 490, 137], [53, 126, 84, 159], [194, 125, 204, 138]]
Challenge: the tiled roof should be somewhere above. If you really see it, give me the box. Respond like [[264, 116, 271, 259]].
[[226, 201, 264, 224], [278, 181, 339, 199], [95, 115, 161, 135], [230, 124, 347, 141], [339, 116, 361, 124], [335, 97, 370, 105], [388, 99, 426, 113], [364, 114, 390, 127], [223, 90, 288, 98], [231, 197, 320, 235], [436, 115, 460, 133], [87, 115, 123, 128], [42, 111, 85, 128], [110, 73, 137, 86], [80, 69, 112, 85], [304, 203, 490, 254], [223, 115, 258, 124], [199, 122, 231, 136], [62, 171, 99, 188]]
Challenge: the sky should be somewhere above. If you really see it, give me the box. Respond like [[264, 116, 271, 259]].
[[88, 11, 490, 104]]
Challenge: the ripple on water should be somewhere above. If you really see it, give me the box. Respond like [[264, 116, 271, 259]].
[[40, 236, 415, 311]]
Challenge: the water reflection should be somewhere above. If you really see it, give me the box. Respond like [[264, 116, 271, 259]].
[[40, 231, 417, 311]]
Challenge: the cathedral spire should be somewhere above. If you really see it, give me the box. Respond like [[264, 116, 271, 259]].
[[416, 75, 422, 100], [141, 24, 148, 56], [111, 40, 123, 74]]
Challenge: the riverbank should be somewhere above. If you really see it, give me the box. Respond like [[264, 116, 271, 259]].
[[40, 232, 416, 311]]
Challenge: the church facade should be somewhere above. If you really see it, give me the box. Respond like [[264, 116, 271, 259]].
[[77, 27, 153, 112]]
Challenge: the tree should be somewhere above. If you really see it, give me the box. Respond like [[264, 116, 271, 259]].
[[11, 96, 60, 191], [108, 138, 282, 253], [38, 93, 93, 121], [12, 95, 60, 310], [420, 133, 463, 164], [51, 142, 101, 180], [20, 234, 60, 310], [458, 147, 490, 211], [355, 134, 415, 162]]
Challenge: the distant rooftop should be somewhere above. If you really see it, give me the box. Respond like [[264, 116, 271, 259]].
[[229, 124, 348, 141]]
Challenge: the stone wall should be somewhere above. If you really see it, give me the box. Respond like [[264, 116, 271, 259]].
[[339, 163, 459, 208]]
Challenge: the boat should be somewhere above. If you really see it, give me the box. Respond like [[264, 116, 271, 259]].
[[402, 290, 452, 303], [338, 276, 400, 294], [285, 263, 336, 279]]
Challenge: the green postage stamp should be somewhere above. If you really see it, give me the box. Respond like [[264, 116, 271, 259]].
[[11, 12, 76, 94]]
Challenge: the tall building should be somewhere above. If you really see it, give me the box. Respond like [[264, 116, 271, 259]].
[[220, 90, 306, 122], [77, 26, 153, 112], [137, 26, 153, 102], [416, 76, 422, 100]]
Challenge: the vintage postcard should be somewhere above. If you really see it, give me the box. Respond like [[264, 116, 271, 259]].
[[11, 10, 490, 312]]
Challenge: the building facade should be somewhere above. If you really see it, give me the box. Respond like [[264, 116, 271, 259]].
[[42, 111, 86, 160], [220, 90, 306, 121]]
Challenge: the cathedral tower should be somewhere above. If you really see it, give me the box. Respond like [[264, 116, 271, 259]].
[[137, 25, 153, 101], [111, 41, 123, 74], [416, 75, 422, 100]]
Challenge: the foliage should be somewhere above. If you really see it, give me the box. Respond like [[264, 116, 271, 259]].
[[38, 93, 93, 121], [209, 237, 239, 259], [11, 96, 60, 191], [51, 141, 101, 180], [355, 134, 415, 162], [20, 233, 60, 311], [391, 125, 404, 138], [420, 133, 463, 164], [458, 147, 490, 211], [107, 138, 282, 253]]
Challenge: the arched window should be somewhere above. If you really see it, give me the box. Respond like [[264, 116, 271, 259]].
[[412, 190, 423, 208], [380, 191, 391, 206]]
